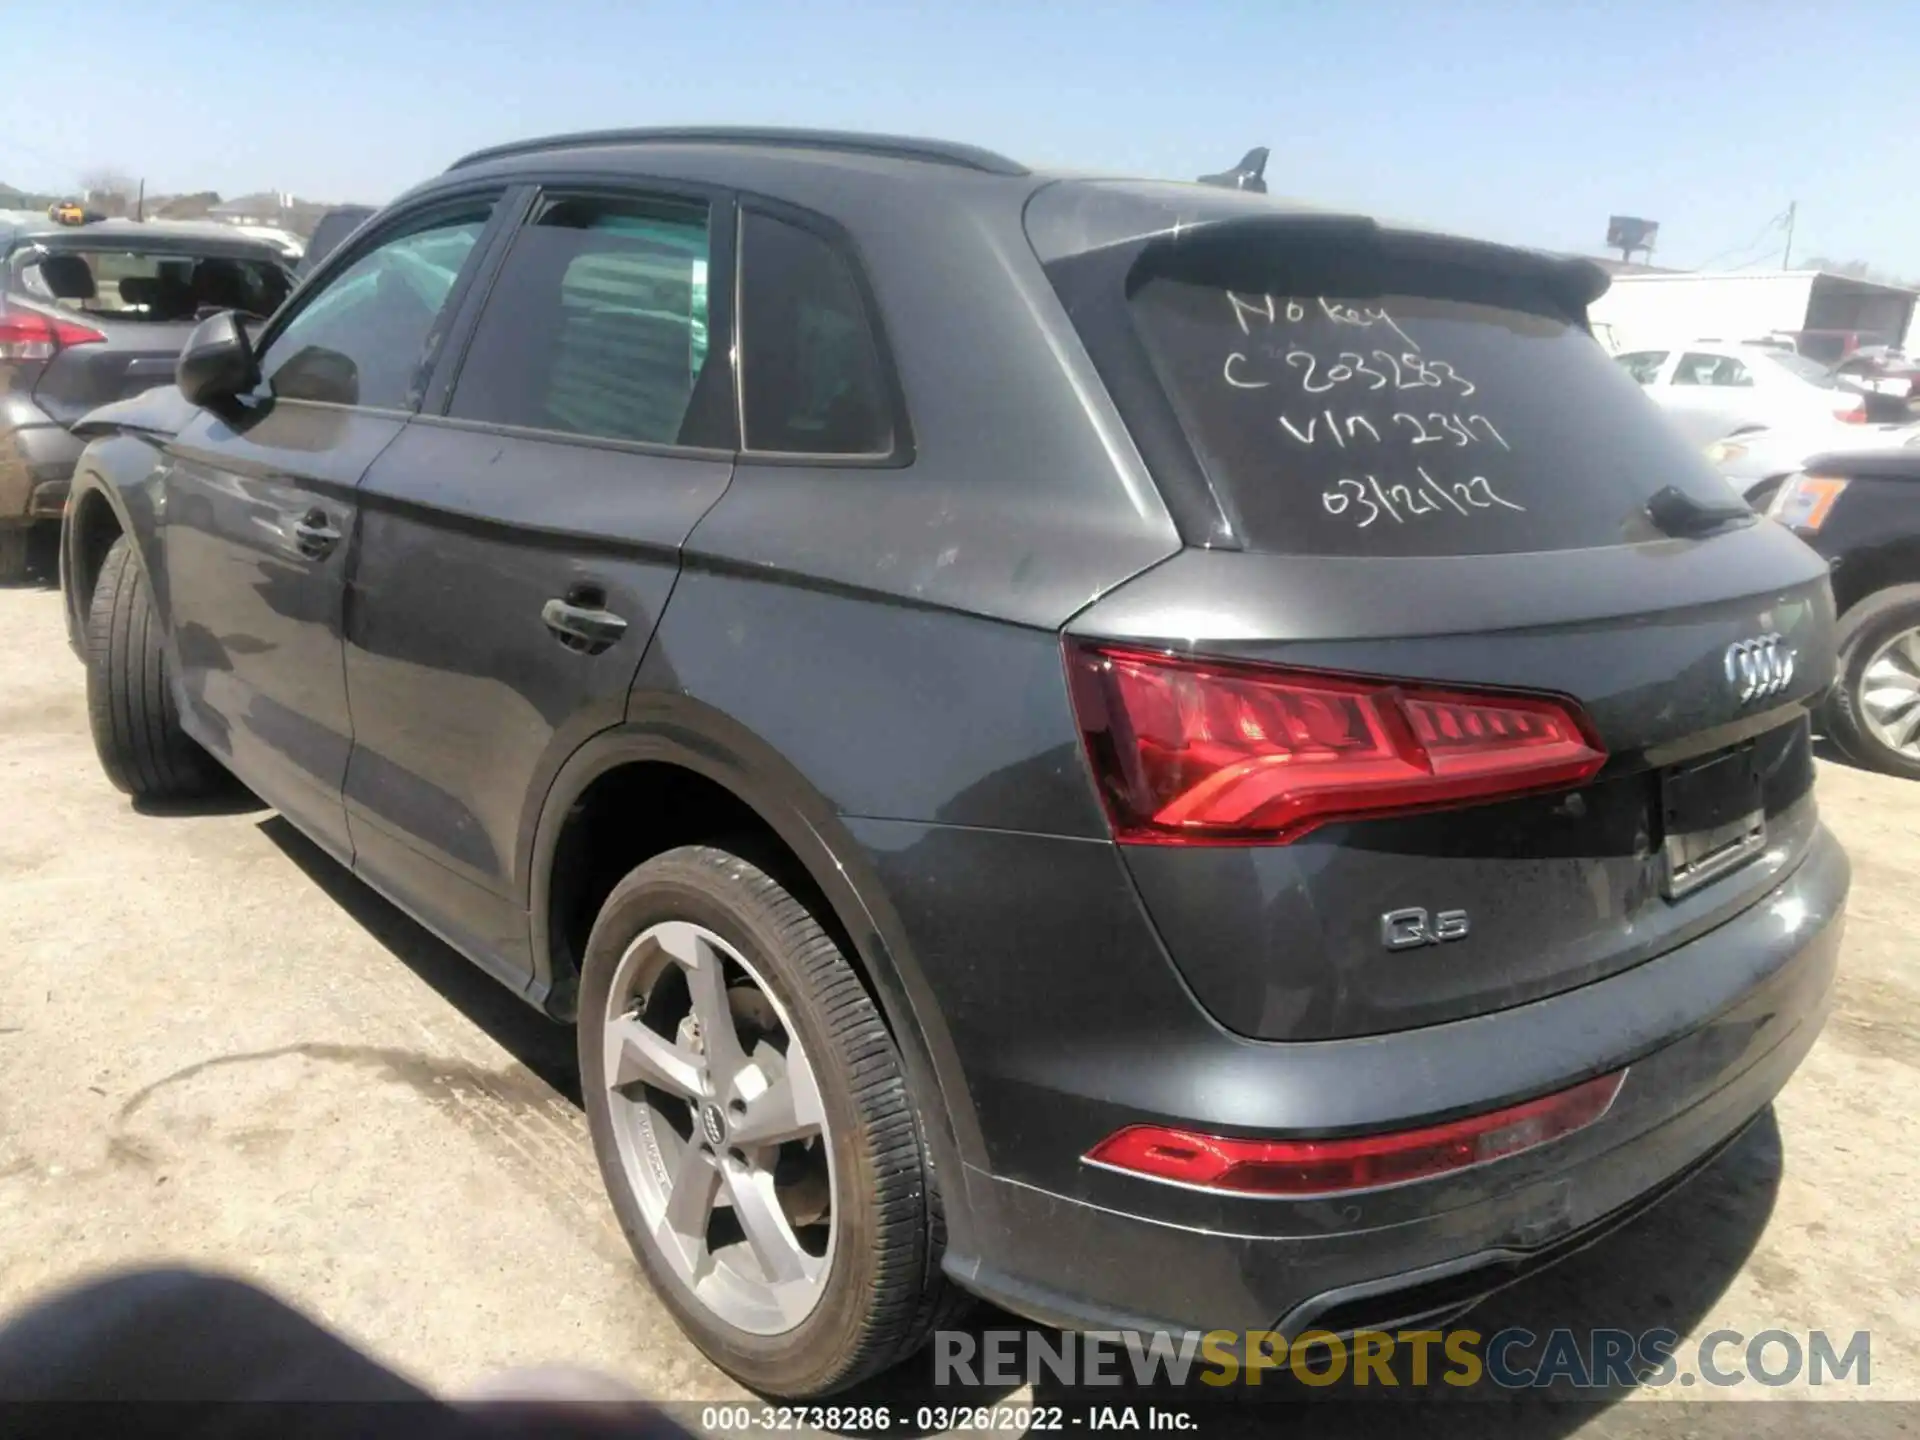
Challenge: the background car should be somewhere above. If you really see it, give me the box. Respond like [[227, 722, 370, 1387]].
[[1832, 345, 1920, 417], [1769, 437, 1920, 778], [1, 220, 293, 581], [296, 204, 377, 277], [1615, 340, 1872, 447], [1709, 416, 1920, 508]]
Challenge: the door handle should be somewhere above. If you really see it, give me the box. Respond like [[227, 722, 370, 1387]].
[[291, 509, 342, 559], [542, 592, 628, 654]]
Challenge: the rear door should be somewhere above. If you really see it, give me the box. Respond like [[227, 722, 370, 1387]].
[[338, 182, 735, 981], [163, 196, 505, 860], [1037, 199, 1836, 1040]]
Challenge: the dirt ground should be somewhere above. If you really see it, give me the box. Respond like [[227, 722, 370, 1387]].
[[2, 551, 1917, 1430]]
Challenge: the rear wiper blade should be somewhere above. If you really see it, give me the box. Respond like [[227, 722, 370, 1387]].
[[1645, 484, 1753, 538]]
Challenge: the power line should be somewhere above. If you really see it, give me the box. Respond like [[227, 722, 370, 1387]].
[[1697, 207, 1794, 270]]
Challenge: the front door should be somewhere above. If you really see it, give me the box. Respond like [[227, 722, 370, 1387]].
[[164, 195, 505, 860], [339, 185, 736, 983]]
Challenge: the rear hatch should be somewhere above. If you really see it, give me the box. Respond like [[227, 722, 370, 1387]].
[[3, 239, 291, 426], [1032, 181, 1837, 1041]]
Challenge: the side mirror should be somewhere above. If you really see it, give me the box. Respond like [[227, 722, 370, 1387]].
[[176, 311, 260, 408]]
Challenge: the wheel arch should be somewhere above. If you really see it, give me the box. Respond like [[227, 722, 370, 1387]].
[[60, 438, 169, 654], [525, 697, 989, 1230]]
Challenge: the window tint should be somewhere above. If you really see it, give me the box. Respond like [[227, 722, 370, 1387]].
[[257, 206, 492, 409], [1672, 352, 1753, 387], [739, 211, 892, 456], [1614, 350, 1668, 384], [1116, 256, 1740, 558], [448, 195, 713, 446]]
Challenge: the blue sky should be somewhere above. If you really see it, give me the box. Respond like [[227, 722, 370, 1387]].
[[5, 0, 1917, 276]]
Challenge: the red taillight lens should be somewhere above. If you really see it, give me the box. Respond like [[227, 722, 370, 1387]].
[[0, 305, 105, 362], [1065, 643, 1605, 844], [1834, 403, 1868, 424], [1086, 1071, 1625, 1196]]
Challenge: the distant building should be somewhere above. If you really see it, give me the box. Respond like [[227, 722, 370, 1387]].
[[1588, 267, 1919, 356]]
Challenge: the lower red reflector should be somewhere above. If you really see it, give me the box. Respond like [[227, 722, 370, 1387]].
[[1085, 1071, 1625, 1196]]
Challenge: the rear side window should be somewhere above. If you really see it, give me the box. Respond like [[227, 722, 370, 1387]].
[[1673, 352, 1753, 387], [738, 211, 893, 456], [1764, 351, 1844, 389], [448, 194, 713, 447], [11, 247, 290, 323], [1115, 254, 1741, 557]]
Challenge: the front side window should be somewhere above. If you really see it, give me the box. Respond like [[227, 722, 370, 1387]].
[[447, 194, 713, 446], [738, 210, 893, 456], [256, 204, 494, 410], [1614, 350, 1669, 385]]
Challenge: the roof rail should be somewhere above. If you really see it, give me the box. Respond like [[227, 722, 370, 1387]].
[[446, 127, 1029, 177]]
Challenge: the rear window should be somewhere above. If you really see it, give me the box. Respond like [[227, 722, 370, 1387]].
[[10, 246, 290, 323], [1118, 253, 1741, 556], [1763, 351, 1843, 388]]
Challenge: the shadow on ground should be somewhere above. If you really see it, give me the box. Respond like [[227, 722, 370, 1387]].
[[259, 814, 580, 1106], [258, 808, 1786, 1437], [2, 524, 61, 593]]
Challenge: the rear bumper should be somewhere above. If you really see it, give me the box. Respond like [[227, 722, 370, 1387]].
[[0, 421, 82, 524], [942, 827, 1846, 1337]]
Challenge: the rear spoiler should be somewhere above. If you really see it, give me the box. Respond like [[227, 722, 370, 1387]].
[[1131, 213, 1612, 315]]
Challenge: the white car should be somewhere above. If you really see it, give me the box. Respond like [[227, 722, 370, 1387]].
[[1708, 419, 1920, 506], [1614, 341, 1871, 447]]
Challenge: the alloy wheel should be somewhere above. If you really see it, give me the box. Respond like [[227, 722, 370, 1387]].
[[1858, 625, 1920, 761], [601, 920, 835, 1335]]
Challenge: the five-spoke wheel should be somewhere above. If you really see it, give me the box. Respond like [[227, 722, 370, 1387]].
[[578, 845, 963, 1396]]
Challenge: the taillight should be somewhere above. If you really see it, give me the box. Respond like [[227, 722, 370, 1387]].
[[1085, 1071, 1625, 1196], [1065, 642, 1605, 845], [1834, 402, 1868, 424], [0, 304, 105, 362]]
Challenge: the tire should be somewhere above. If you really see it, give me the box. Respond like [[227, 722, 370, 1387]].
[[0, 527, 29, 585], [1823, 583, 1920, 780], [85, 534, 222, 799], [578, 845, 959, 1397]]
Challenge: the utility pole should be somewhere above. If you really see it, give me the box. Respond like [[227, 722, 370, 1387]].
[[135, 178, 144, 222], [1783, 201, 1797, 269]]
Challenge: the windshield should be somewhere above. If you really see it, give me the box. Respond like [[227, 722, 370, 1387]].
[[1102, 246, 1740, 557], [9, 245, 292, 323]]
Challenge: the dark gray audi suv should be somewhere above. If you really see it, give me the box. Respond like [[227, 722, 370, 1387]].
[[59, 128, 1847, 1397]]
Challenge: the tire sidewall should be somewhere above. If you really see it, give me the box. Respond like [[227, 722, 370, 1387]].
[[576, 853, 896, 1394]]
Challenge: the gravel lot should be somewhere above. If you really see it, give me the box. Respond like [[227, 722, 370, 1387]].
[[2, 545, 1918, 1429]]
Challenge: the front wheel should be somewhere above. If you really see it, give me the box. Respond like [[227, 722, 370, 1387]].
[[84, 534, 222, 799], [578, 845, 960, 1397], [1823, 583, 1920, 780]]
